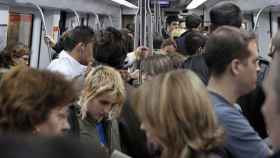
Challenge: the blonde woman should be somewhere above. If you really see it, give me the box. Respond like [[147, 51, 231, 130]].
[[134, 70, 224, 158], [78, 65, 126, 154]]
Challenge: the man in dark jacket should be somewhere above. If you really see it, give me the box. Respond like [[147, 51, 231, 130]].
[[183, 2, 243, 85], [161, 15, 179, 39], [176, 14, 202, 55], [183, 2, 270, 139]]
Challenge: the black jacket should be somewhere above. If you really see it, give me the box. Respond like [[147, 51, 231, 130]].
[[176, 30, 191, 55], [237, 57, 270, 138], [182, 54, 209, 85], [270, 151, 280, 158]]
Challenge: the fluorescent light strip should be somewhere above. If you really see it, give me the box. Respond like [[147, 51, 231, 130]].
[[111, 0, 138, 9], [187, 0, 207, 9]]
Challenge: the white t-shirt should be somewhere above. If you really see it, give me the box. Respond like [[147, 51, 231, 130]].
[[47, 50, 87, 80]]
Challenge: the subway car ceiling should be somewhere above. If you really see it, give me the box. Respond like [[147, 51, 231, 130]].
[[0, 0, 280, 69]]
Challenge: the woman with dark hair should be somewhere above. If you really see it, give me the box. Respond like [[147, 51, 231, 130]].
[[0, 66, 77, 136]]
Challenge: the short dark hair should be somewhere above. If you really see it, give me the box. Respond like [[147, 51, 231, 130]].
[[0, 66, 77, 134], [166, 16, 179, 25], [153, 32, 164, 49], [205, 26, 256, 77], [185, 14, 202, 29], [120, 29, 134, 52], [63, 26, 94, 51], [184, 31, 207, 56], [210, 2, 242, 31], [93, 27, 127, 69], [0, 49, 15, 68]]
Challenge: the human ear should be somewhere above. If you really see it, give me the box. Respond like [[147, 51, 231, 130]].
[[231, 59, 242, 76]]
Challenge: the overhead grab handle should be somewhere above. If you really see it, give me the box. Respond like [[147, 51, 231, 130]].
[[27, 2, 52, 62], [93, 13, 101, 30], [253, 5, 275, 32], [68, 8, 81, 26]]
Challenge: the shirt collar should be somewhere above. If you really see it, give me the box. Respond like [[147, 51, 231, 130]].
[[59, 50, 87, 73], [209, 91, 242, 111]]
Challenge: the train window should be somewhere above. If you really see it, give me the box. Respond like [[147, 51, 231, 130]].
[[7, 12, 33, 50]]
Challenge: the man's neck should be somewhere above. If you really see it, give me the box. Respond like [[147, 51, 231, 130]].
[[68, 51, 81, 64], [208, 75, 240, 105]]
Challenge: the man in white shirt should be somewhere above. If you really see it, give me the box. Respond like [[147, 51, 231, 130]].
[[48, 26, 94, 80]]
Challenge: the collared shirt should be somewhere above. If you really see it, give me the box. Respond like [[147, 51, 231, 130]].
[[47, 50, 87, 80], [209, 91, 270, 158]]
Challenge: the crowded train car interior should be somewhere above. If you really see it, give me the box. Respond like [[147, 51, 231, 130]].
[[1, 0, 280, 158]]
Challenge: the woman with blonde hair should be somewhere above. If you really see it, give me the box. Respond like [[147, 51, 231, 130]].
[[78, 65, 126, 154], [134, 70, 224, 158]]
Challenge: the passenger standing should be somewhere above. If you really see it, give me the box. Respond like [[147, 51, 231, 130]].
[[159, 38, 177, 55], [205, 26, 270, 158], [7, 43, 30, 66], [0, 66, 77, 136], [208, 2, 269, 138], [47, 26, 94, 80], [93, 27, 127, 69], [92, 28, 153, 157], [44, 31, 70, 59], [180, 31, 208, 84], [176, 14, 203, 55], [141, 54, 176, 81], [162, 16, 179, 39], [134, 70, 225, 158], [262, 31, 280, 158], [182, 3, 243, 86], [0, 49, 15, 78], [78, 66, 125, 154]]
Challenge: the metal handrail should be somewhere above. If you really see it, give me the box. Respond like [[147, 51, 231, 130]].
[[108, 15, 113, 27], [253, 5, 274, 31], [94, 13, 101, 30], [27, 2, 52, 62], [68, 8, 81, 26]]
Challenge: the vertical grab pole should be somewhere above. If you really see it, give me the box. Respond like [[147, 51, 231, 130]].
[[134, 0, 153, 85], [108, 15, 113, 27], [134, 0, 141, 49], [154, 0, 160, 33], [146, 0, 153, 50], [157, 0, 162, 34]]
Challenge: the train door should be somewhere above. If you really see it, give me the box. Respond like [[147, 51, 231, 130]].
[[6, 6, 36, 67], [7, 12, 33, 49]]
